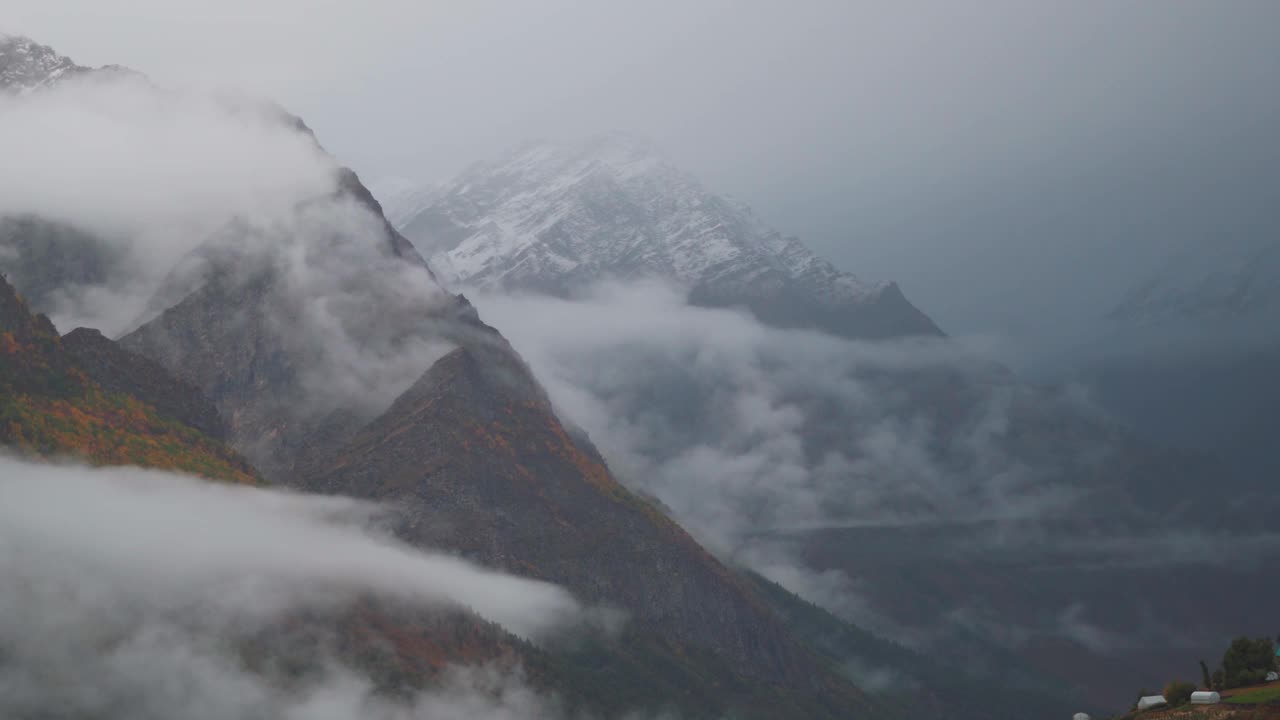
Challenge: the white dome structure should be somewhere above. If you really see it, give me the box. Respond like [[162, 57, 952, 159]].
[[1137, 695, 1168, 710]]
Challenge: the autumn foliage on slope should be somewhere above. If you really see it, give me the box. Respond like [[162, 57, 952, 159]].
[[0, 276, 256, 484]]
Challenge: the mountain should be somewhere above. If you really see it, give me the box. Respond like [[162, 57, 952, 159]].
[[0, 33, 84, 92], [0, 32, 137, 93], [11, 32, 1268, 718], [0, 274, 256, 483], [0, 280, 634, 720], [116, 187, 887, 720], [0, 36, 905, 719], [376, 138, 1280, 709], [386, 134, 942, 340], [478, 283, 1269, 709]]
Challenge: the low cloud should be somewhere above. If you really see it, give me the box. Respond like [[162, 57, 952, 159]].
[[471, 281, 1078, 649], [471, 280, 1280, 681], [0, 71, 334, 335], [205, 197, 458, 416], [0, 456, 583, 638], [0, 72, 334, 256], [0, 455, 611, 719], [473, 282, 1086, 554], [0, 71, 459, 419], [0, 70, 364, 317]]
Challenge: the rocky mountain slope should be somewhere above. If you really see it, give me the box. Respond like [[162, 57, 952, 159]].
[[385, 135, 942, 339], [1, 35, 896, 719]]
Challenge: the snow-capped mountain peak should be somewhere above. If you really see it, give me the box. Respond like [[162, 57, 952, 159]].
[[0, 33, 85, 92], [382, 135, 940, 339]]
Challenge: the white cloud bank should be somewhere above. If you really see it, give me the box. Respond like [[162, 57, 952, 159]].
[[0, 71, 338, 335], [470, 280, 1280, 667], [0, 456, 593, 718], [473, 281, 1076, 552], [0, 456, 580, 638], [0, 70, 456, 417], [0, 73, 335, 250]]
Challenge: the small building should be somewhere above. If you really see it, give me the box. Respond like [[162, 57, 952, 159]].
[[1190, 691, 1221, 705], [1137, 695, 1168, 711]]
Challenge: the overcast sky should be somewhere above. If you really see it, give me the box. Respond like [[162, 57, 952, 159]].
[[8, 1, 1280, 354]]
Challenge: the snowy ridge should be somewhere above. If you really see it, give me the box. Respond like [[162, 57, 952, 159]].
[[0, 34, 85, 92], [393, 134, 889, 298], [383, 134, 941, 339]]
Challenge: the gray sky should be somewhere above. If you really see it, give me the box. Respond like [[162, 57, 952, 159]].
[[8, 1, 1280, 355]]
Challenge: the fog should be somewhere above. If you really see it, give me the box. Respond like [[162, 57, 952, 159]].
[[0, 74, 333, 241], [0, 456, 597, 719], [0, 456, 583, 638], [475, 282, 1098, 546], [10, 1, 1280, 357], [471, 280, 1060, 626], [472, 281, 1280, 678], [5, 4, 1280, 710], [0, 70, 338, 333], [0, 69, 459, 417]]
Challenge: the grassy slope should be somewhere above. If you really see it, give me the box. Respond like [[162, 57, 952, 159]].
[[1228, 686, 1280, 705]]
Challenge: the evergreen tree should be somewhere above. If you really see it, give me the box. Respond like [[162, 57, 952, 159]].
[[1222, 636, 1276, 688]]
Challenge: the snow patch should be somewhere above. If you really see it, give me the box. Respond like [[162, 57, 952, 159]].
[[389, 134, 887, 308]]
